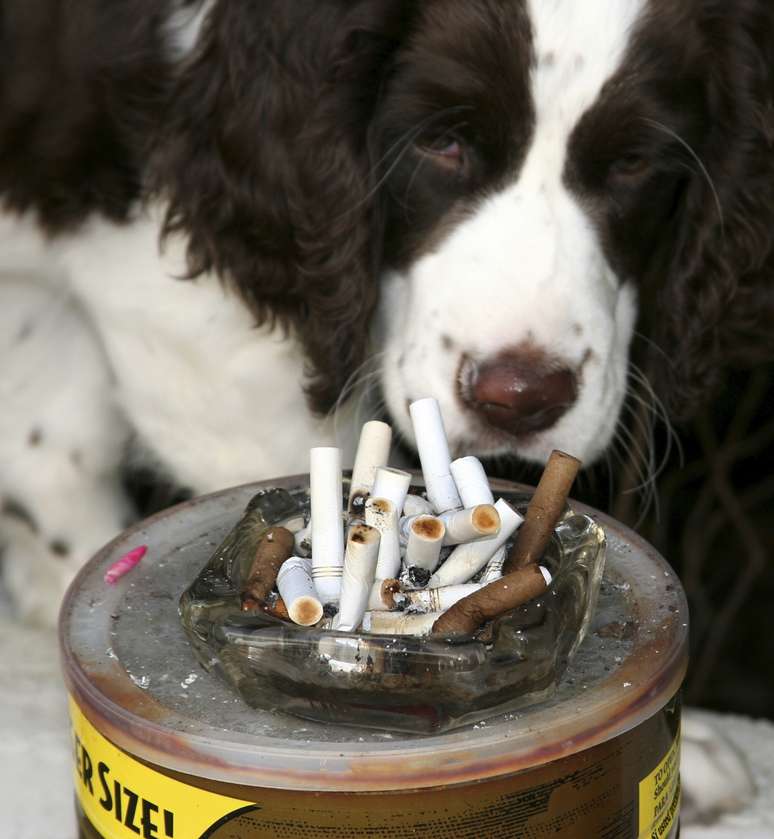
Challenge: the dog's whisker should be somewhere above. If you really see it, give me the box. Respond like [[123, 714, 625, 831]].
[[627, 361, 684, 469], [641, 117, 725, 235]]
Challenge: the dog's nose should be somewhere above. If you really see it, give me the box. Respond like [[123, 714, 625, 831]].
[[463, 349, 578, 436]]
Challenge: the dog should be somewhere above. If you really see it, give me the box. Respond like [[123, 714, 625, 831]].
[[1, 0, 773, 623]]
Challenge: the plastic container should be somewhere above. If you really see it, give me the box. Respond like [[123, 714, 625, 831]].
[[61, 476, 687, 839]]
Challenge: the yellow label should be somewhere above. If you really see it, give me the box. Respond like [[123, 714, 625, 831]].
[[71, 693, 681, 839], [70, 698, 253, 839], [638, 729, 681, 839]]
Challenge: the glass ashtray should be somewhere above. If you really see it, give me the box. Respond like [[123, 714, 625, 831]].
[[179, 478, 606, 734]]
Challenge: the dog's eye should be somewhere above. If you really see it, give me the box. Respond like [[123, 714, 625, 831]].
[[609, 153, 651, 183], [418, 137, 465, 172]]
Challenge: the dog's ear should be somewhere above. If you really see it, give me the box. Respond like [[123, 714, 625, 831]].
[[153, 0, 408, 412], [642, 8, 774, 419]]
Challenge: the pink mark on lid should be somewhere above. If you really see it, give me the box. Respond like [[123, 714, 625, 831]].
[[104, 545, 147, 585]]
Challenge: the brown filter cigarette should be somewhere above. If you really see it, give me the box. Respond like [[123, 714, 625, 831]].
[[241, 526, 295, 602], [431, 563, 549, 638], [502, 449, 581, 574]]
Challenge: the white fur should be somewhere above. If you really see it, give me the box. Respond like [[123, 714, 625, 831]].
[[379, 0, 646, 464], [0, 207, 361, 622], [166, 0, 215, 60]]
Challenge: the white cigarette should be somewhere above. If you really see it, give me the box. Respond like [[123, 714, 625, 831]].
[[366, 578, 405, 610], [310, 447, 345, 604], [539, 566, 553, 586], [440, 504, 500, 545], [334, 525, 381, 632], [479, 545, 506, 583], [361, 610, 442, 637], [429, 498, 524, 587], [404, 515, 446, 572], [347, 421, 392, 515], [404, 583, 481, 613], [276, 557, 324, 626], [403, 494, 434, 517], [409, 398, 462, 514], [371, 467, 412, 514], [294, 522, 312, 557], [365, 497, 401, 580], [450, 456, 494, 507]]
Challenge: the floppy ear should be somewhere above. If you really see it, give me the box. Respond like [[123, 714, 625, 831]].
[[152, 0, 407, 412], [643, 7, 774, 419]]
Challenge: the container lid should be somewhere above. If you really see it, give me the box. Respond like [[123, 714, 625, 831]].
[[60, 476, 688, 792]]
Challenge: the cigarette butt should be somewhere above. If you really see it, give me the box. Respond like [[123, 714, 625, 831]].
[[366, 578, 403, 610], [479, 545, 507, 584], [241, 526, 295, 602], [405, 515, 446, 572], [440, 504, 500, 546], [365, 496, 401, 580], [429, 498, 522, 587], [372, 466, 412, 514], [403, 494, 434, 517], [409, 398, 462, 514], [450, 456, 494, 507], [348, 421, 392, 515], [277, 556, 324, 626], [503, 450, 581, 573], [405, 583, 481, 613], [310, 446, 345, 604], [362, 610, 443, 637], [431, 564, 551, 638], [335, 524, 381, 631]]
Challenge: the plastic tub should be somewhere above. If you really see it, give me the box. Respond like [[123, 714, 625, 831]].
[[61, 476, 687, 839]]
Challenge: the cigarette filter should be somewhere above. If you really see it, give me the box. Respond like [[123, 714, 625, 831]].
[[347, 421, 392, 515], [402, 494, 434, 517], [371, 467, 412, 514], [479, 545, 507, 584], [404, 515, 446, 572], [440, 504, 500, 546], [334, 525, 381, 632], [450, 456, 494, 507], [429, 498, 524, 587], [276, 556, 324, 626], [365, 497, 402, 580], [409, 398, 462, 514], [310, 447, 345, 604], [405, 583, 481, 613], [362, 610, 443, 637], [366, 578, 404, 610]]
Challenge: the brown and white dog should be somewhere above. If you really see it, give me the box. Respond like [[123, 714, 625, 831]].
[[1, 0, 773, 620]]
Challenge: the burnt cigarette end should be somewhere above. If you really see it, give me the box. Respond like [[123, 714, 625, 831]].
[[406, 566, 432, 588], [503, 449, 581, 574], [242, 526, 295, 602], [323, 602, 340, 619], [379, 578, 401, 608], [430, 563, 548, 638]]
